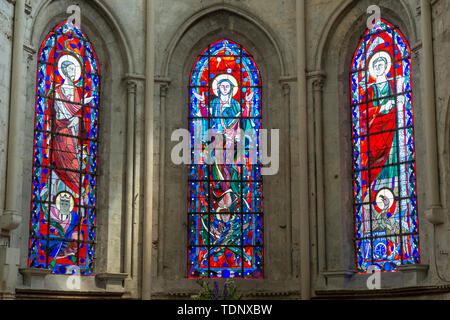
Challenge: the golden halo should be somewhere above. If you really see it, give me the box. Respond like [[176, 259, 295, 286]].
[[57, 54, 82, 82], [368, 51, 392, 79], [55, 191, 75, 212], [212, 74, 239, 97]]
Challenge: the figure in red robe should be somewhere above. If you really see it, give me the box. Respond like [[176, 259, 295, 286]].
[[52, 58, 92, 193]]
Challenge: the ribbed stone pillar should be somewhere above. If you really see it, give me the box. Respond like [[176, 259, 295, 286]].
[[124, 78, 137, 277], [0, 0, 26, 300], [142, 0, 155, 300], [420, 0, 444, 224], [1, 0, 25, 231], [296, 0, 311, 300]]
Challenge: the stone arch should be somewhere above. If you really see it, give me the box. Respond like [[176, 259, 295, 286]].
[[161, 3, 287, 78], [316, 0, 423, 286], [315, 0, 418, 71], [30, 0, 134, 74], [156, 5, 295, 296]]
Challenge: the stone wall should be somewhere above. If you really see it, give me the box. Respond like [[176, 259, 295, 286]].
[[0, 0, 14, 226], [0, 0, 448, 299]]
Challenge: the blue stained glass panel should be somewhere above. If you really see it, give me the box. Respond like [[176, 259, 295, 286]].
[[188, 39, 262, 278], [352, 39, 366, 71], [351, 20, 419, 273], [29, 21, 99, 275]]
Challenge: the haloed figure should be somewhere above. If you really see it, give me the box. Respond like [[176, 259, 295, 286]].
[[43, 192, 82, 267], [51, 55, 94, 196], [194, 74, 254, 212], [365, 51, 404, 184]]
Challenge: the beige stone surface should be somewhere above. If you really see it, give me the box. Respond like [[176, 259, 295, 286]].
[[0, 0, 448, 299]]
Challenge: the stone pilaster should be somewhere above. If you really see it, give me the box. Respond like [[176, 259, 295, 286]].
[[142, 0, 155, 300], [309, 71, 327, 288], [279, 78, 293, 277], [296, 0, 310, 300], [1, 0, 25, 232], [123, 78, 138, 277], [420, 0, 445, 224], [0, 0, 26, 300], [155, 77, 170, 278]]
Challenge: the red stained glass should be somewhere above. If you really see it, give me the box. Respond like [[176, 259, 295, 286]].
[[351, 20, 420, 273], [188, 39, 263, 279], [29, 21, 99, 275]]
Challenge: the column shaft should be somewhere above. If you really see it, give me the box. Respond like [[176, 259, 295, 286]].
[[2, 0, 25, 230], [157, 82, 169, 277], [421, 0, 441, 209], [142, 0, 155, 299], [124, 80, 137, 276], [312, 73, 327, 284], [296, 0, 311, 300]]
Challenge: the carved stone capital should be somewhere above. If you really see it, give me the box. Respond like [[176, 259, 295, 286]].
[[126, 80, 137, 94], [123, 73, 146, 82], [160, 83, 169, 98], [307, 70, 327, 92], [281, 82, 290, 97], [0, 209, 22, 231], [312, 78, 326, 92]]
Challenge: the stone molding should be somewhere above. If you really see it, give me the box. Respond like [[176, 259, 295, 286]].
[[314, 284, 450, 299], [96, 273, 128, 292], [19, 268, 51, 289], [399, 264, 430, 286]]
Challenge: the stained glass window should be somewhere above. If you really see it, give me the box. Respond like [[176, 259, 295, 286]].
[[188, 39, 263, 278], [29, 21, 99, 275], [351, 19, 419, 273]]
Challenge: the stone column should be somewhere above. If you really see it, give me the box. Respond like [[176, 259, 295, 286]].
[[132, 78, 144, 281], [296, 0, 310, 300], [124, 78, 137, 277], [0, 247, 20, 299], [420, 0, 444, 224], [142, 0, 155, 300], [1, 0, 25, 231], [0, 0, 26, 299], [310, 71, 327, 287], [279, 79, 293, 276], [155, 79, 170, 278]]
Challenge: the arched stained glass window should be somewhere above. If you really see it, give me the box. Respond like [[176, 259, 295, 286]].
[[29, 21, 99, 275], [188, 39, 263, 278], [351, 19, 419, 273]]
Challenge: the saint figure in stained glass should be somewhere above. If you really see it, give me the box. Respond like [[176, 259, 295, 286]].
[[29, 21, 99, 275], [351, 19, 419, 273], [188, 39, 263, 279]]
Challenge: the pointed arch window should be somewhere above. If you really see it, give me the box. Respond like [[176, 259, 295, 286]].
[[351, 19, 420, 273], [29, 21, 100, 275], [188, 39, 263, 278]]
